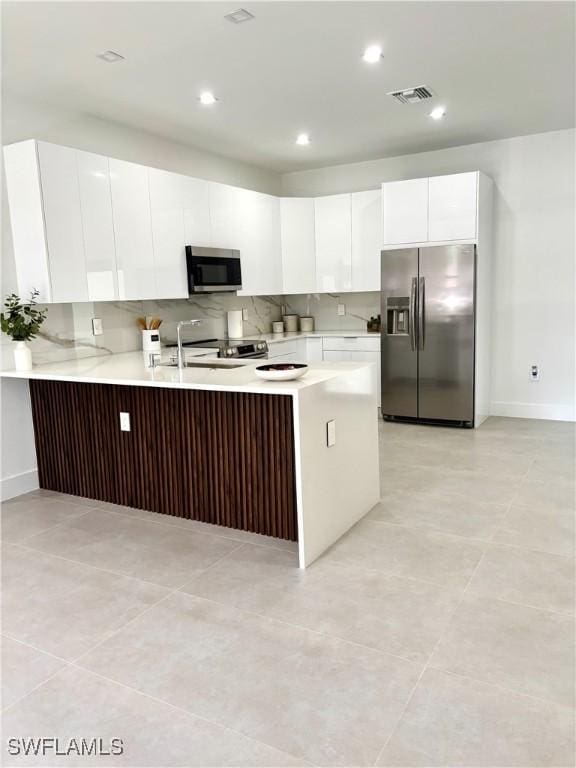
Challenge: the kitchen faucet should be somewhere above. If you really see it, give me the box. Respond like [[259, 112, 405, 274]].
[[176, 319, 203, 370]]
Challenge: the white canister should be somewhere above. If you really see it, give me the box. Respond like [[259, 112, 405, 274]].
[[227, 310, 243, 340], [299, 316, 315, 332], [142, 329, 161, 353], [282, 314, 299, 333], [272, 321, 285, 334], [14, 341, 32, 371]]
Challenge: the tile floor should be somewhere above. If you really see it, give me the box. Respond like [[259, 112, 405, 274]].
[[1, 416, 574, 767]]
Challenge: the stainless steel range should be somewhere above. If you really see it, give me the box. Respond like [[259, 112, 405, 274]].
[[165, 338, 268, 359]]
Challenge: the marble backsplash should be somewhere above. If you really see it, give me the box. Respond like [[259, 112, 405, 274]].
[[0, 292, 381, 367]]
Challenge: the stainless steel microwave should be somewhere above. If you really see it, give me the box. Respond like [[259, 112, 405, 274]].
[[185, 246, 242, 293]]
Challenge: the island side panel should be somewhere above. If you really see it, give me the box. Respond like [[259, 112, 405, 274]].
[[293, 365, 380, 568], [29, 380, 297, 540]]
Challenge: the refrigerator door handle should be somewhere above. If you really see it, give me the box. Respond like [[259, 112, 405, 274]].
[[418, 276, 425, 350], [410, 277, 417, 351]]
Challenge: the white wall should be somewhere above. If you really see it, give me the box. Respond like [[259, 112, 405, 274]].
[[0, 379, 38, 499], [282, 129, 576, 421]]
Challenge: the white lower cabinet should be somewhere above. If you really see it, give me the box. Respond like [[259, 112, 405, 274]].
[[109, 158, 156, 300], [305, 337, 323, 362], [267, 339, 307, 361], [322, 336, 381, 406]]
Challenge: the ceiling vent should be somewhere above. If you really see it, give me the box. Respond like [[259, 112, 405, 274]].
[[388, 86, 434, 104], [224, 8, 255, 23]]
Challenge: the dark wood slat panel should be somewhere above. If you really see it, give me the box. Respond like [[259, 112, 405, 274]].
[[29, 380, 297, 541]]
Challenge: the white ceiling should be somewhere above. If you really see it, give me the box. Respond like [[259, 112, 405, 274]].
[[2, 1, 575, 173]]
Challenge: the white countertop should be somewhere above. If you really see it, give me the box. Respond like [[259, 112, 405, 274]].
[[0, 350, 376, 396]]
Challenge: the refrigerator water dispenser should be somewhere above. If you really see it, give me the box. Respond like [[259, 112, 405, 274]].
[[386, 297, 410, 335]]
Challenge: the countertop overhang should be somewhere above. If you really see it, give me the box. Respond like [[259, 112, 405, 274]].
[[0, 350, 377, 396]]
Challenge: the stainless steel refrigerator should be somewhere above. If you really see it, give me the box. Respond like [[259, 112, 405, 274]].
[[381, 244, 476, 427]]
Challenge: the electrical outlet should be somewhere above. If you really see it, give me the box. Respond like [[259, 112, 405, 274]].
[[92, 318, 103, 336], [337, 304, 346, 316], [326, 419, 336, 447], [529, 365, 540, 381], [119, 412, 131, 432], [242, 308, 249, 321]]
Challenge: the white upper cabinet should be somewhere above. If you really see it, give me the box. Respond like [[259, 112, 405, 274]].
[[428, 172, 478, 241], [208, 182, 244, 250], [76, 151, 118, 301], [351, 189, 382, 291], [109, 158, 156, 300], [382, 178, 429, 245], [280, 197, 316, 294], [148, 168, 210, 299], [37, 142, 89, 303], [181, 175, 211, 248], [210, 183, 282, 296], [315, 194, 352, 293], [237, 190, 283, 296]]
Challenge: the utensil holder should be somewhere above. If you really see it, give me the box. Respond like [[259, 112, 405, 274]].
[[142, 330, 161, 352]]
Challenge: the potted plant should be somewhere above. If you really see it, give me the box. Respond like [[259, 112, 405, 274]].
[[1, 290, 47, 371]]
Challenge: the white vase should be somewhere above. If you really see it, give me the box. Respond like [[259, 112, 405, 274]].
[[14, 341, 32, 372]]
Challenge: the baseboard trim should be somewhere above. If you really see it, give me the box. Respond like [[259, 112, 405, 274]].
[[490, 401, 575, 422], [1, 469, 39, 501]]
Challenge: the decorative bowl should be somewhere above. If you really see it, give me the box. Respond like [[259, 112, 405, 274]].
[[255, 363, 308, 381]]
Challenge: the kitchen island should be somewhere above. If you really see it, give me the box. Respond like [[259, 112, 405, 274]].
[[2, 352, 379, 567]]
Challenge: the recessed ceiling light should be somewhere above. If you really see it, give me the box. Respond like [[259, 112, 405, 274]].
[[430, 106, 446, 120], [296, 133, 310, 146], [96, 50, 125, 63], [224, 8, 255, 23], [199, 91, 218, 106], [362, 45, 382, 63]]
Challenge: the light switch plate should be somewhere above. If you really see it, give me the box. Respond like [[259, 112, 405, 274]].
[[242, 308, 249, 321], [92, 317, 103, 336], [119, 412, 131, 432], [337, 304, 346, 316], [327, 419, 336, 447]]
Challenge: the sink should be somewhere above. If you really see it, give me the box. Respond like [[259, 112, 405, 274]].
[[162, 360, 246, 370]]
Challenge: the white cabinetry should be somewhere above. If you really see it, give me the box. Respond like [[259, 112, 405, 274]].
[[3, 140, 94, 303], [267, 338, 307, 361], [238, 190, 283, 296], [351, 189, 382, 291], [109, 158, 156, 300], [280, 198, 316, 294], [322, 336, 381, 406], [382, 178, 428, 245], [148, 168, 210, 299], [305, 337, 323, 362], [208, 182, 243, 250], [428, 172, 478, 241], [77, 151, 117, 301], [210, 184, 283, 296], [36, 142, 88, 303], [382, 172, 481, 247], [315, 194, 352, 292]]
